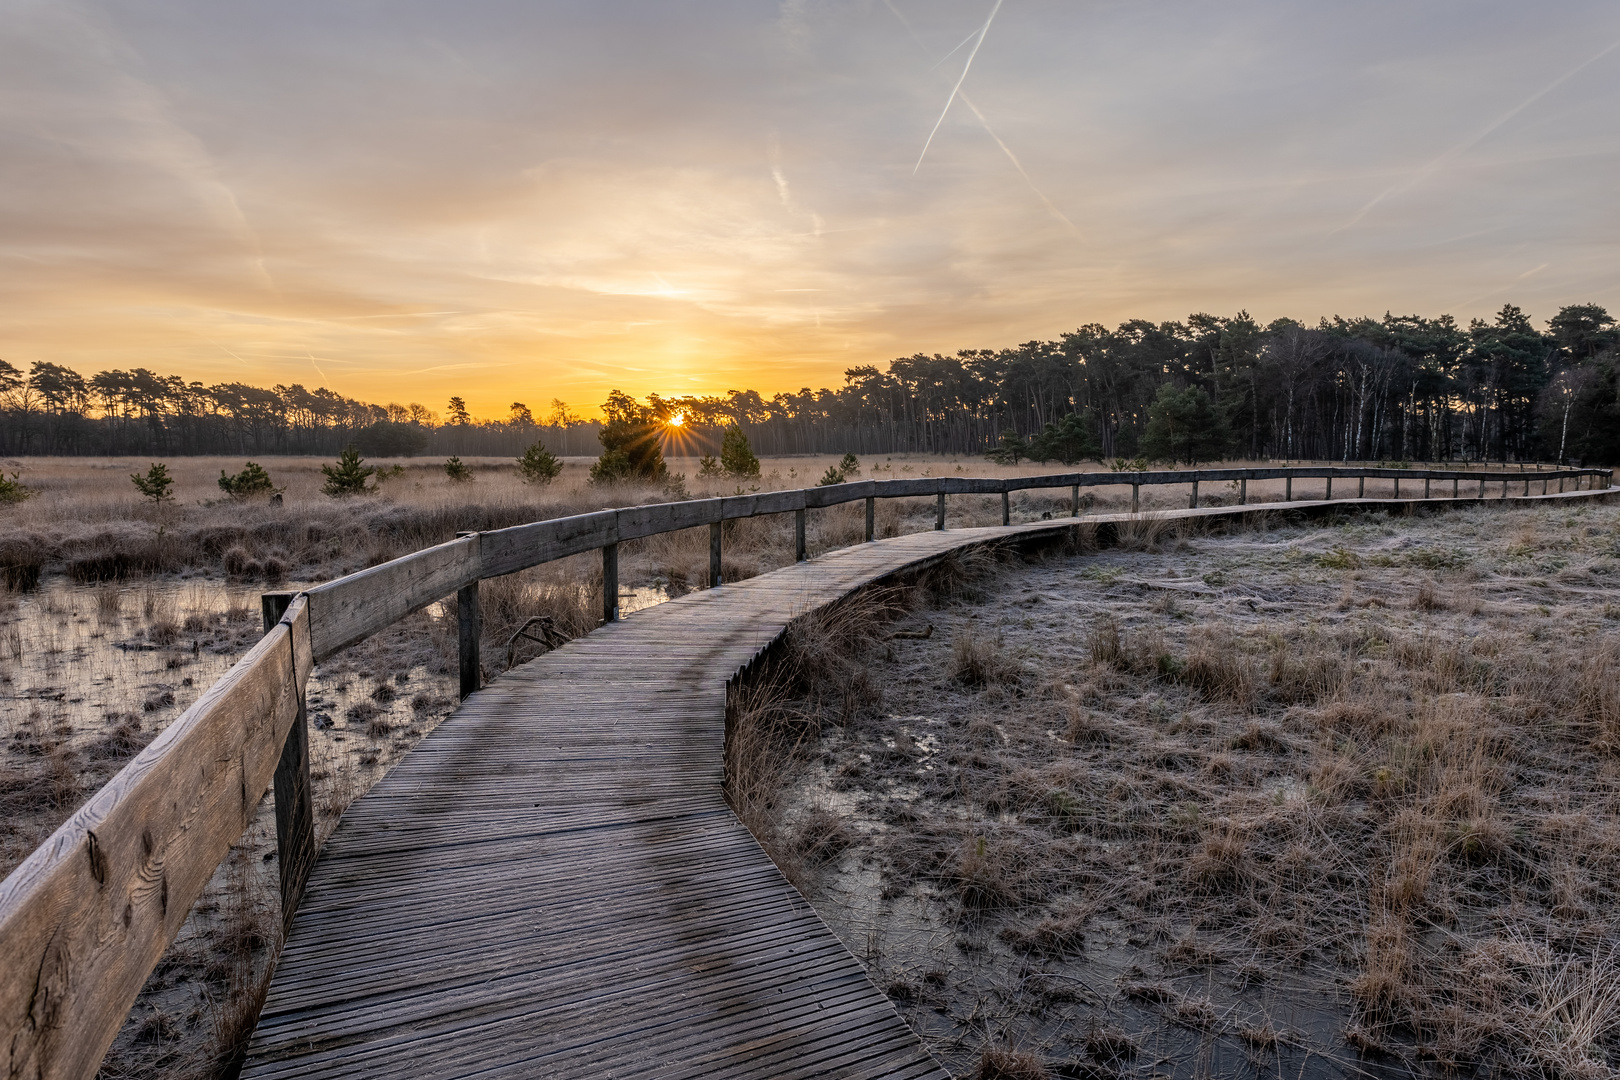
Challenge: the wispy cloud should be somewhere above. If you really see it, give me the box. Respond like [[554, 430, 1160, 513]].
[[1335, 32, 1620, 234]]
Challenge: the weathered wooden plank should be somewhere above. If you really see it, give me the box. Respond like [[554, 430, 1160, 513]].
[[306, 536, 477, 659], [803, 479, 873, 508], [616, 499, 722, 541], [942, 476, 1008, 495], [477, 509, 616, 579], [721, 489, 806, 519], [0, 598, 308, 1080], [872, 478, 942, 498]]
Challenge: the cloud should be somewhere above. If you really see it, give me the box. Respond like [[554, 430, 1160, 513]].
[[1, 0, 1618, 416]]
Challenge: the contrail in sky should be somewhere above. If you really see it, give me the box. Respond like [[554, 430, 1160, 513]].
[[931, 27, 981, 71], [1335, 32, 1620, 234], [913, 0, 1004, 175], [887, 0, 1081, 237]]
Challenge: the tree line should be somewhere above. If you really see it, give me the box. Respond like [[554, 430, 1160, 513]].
[[4, 301, 1619, 464], [0, 364, 602, 458]]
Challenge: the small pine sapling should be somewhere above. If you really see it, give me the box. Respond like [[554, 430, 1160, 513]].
[[321, 447, 375, 497], [720, 424, 761, 479], [217, 461, 280, 499], [131, 463, 175, 503], [837, 452, 860, 477], [515, 441, 563, 484], [444, 456, 473, 482], [0, 471, 34, 505]]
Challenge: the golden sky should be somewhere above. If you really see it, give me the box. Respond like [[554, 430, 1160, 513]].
[[4, 1, 1620, 418]]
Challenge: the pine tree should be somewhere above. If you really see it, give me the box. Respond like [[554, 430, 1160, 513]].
[[720, 425, 760, 479], [444, 456, 472, 481], [218, 461, 278, 498], [516, 441, 563, 484], [1141, 384, 1229, 465], [130, 462, 174, 503], [321, 447, 374, 497]]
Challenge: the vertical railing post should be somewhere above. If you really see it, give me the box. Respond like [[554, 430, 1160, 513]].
[[1325, 475, 1333, 500], [262, 591, 313, 930], [1479, 476, 1486, 498], [1523, 476, 1530, 497], [1239, 476, 1247, 504], [454, 531, 481, 701], [1358, 475, 1365, 498], [1559, 475, 1566, 493], [1070, 484, 1079, 517], [795, 508, 807, 561], [1285, 475, 1292, 501], [1131, 483, 1139, 514], [1001, 489, 1010, 526], [865, 496, 875, 541], [602, 542, 619, 623], [935, 492, 946, 531], [710, 521, 723, 586], [457, 582, 481, 698], [1394, 477, 1400, 499], [1424, 478, 1430, 499], [1189, 479, 1198, 509]]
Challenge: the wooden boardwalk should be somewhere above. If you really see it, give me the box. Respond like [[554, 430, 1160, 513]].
[[241, 523, 1075, 1079], [237, 491, 1620, 1078]]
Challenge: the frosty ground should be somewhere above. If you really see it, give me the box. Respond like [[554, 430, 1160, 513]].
[[745, 499, 1620, 1079]]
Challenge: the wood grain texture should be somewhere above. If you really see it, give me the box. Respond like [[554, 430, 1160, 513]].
[[478, 510, 616, 579], [0, 597, 311, 1080], [306, 535, 478, 659]]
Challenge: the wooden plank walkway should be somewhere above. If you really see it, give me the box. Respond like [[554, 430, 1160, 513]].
[[242, 523, 1075, 1079], [241, 491, 1611, 1078]]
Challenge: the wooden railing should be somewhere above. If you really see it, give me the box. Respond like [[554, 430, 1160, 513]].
[[0, 463, 1612, 1079]]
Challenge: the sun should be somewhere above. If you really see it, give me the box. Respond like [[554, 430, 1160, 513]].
[[667, 412, 685, 427]]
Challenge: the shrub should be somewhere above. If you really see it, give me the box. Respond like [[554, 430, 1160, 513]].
[[986, 429, 1027, 465], [720, 424, 760, 479], [817, 465, 846, 486], [588, 447, 639, 485], [0, 472, 34, 505], [1028, 412, 1099, 464], [130, 463, 174, 503], [837, 452, 860, 477], [321, 447, 374, 497], [697, 454, 721, 478], [515, 441, 562, 484], [217, 461, 278, 499], [443, 456, 472, 482]]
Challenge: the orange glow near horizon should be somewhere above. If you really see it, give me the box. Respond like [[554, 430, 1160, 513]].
[[2, 3, 1616, 423]]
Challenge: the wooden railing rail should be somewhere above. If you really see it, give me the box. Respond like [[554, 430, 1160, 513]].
[[0, 463, 1612, 1080], [0, 597, 311, 1080]]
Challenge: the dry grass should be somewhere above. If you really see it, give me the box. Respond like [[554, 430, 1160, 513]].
[[739, 500, 1620, 1076]]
